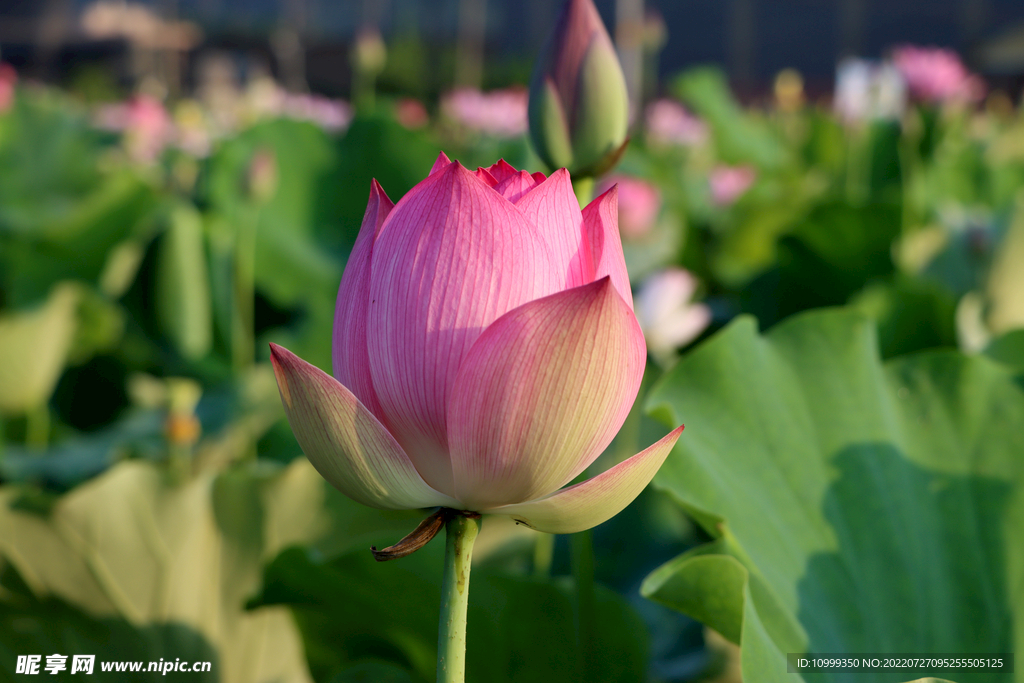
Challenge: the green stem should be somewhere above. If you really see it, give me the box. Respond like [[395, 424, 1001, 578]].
[[572, 176, 595, 208], [532, 532, 555, 578], [570, 529, 597, 683], [437, 512, 481, 683], [26, 403, 50, 450]]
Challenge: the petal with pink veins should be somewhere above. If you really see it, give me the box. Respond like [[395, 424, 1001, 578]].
[[514, 168, 589, 289], [270, 344, 460, 510], [481, 159, 521, 184], [367, 161, 562, 496], [474, 167, 498, 187], [582, 185, 632, 308], [447, 277, 646, 510], [493, 170, 540, 202], [429, 151, 452, 175], [332, 179, 393, 419], [487, 425, 684, 533]]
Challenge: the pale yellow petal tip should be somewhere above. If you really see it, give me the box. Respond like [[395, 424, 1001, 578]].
[[486, 424, 683, 534], [268, 343, 293, 408]]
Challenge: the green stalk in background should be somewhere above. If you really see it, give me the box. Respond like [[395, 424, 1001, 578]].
[[232, 204, 258, 373]]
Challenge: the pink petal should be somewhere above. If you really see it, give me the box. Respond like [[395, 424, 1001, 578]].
[[332, 179, 393, 420], [270, 344, 459, 510], [513, 168, 589, 290], [582, 185, 633, 308], [367, 161, 562, 495], [447, 277, 646, 509], [481, 159, 521, 184], [531, 171, 548, 184], [487, 426, 683, 533], [429, 151, 453, 175], [475, 167, 499, 188], [493, 170, 541, 203]]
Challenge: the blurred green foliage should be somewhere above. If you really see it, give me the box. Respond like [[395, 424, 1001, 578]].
[[0, 56, 1023, 683]]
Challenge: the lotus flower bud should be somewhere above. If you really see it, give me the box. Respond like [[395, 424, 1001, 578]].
[[528, 0, 629, 178], [270, 154, 683, 536]]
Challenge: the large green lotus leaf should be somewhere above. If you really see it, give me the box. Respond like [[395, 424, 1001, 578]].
[[985, 330, 1024, 373], [250, 540, 649, 683], [640, 309, 1023, 683], [0, 588, 219, 682], [0, 457, 423, 682], [0, 283, 79, 414], [0, 172, 158, 308], [0, 91, 107, 234]]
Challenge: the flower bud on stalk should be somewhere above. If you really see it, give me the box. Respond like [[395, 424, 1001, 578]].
[[528, 0, 630, 178]]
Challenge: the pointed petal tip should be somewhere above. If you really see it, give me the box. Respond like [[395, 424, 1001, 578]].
[[429, 151, 453, 175], [485, 425, 683, 534]]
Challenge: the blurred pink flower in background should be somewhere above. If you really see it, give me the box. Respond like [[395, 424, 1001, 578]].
[[709, 165, 756, 206], [395, 97, 429, 129], [891, 46, 984, 103], [598, 175, 661, 239], [644, 99, 708, 147], [634, 268, 712, 364], [0, 63, 17, 112], [441, 87, 529, 137], [96, 94, 173, 162]]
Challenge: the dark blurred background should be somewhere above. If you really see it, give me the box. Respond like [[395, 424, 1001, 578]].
[[4, 0, 1024, 104]]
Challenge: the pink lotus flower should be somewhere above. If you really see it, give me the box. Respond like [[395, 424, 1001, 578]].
[[644, 99, 708, 147], [442, 87, 529, 138], [95, 94, 173, 163], [0, 63, 17, 112], [891, 46, 984, 104], [598, 175, 661, 239], [270, 154, 682, 532], [395, 97, 429, 129], [709, 165, 756, 206]]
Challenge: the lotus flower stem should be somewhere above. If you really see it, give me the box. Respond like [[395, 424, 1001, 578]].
[[570, 528, 597, 681], [437, 511, 481, 683], [533, 532, 555, 578]]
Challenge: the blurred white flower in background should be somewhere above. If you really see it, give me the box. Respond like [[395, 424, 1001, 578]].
[[644, 98, 708, 147], [441, 87, 529, 137], [278, 93, 354, 132], [634, 268, 712, 366], [834, 58, 907, 124]]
